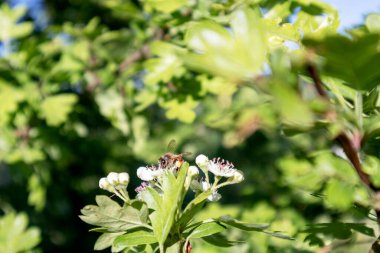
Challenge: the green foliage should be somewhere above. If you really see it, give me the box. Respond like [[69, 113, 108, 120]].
[[304, 34, 380, 91], [0, 212, 41, 253], [1, 0, 380, 252], [184, 8, 267, 81]]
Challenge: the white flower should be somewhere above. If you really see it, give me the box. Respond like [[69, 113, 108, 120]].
[[137, 166, 154, 181], [195, 154, 209, 171], [188, 166, 199, 177], [151, 168, 165, 178], [208, 158, 236, 177], [107, 172, 119, 185], [118, 172, 130, 185], [207, 190, 221, 202]]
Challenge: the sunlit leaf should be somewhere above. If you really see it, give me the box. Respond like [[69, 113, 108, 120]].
[[184, 7, 267, 81], [39, 94, 78, 126], [0, 212, 41, 253]]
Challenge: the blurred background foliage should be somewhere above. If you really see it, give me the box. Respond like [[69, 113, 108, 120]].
[[0, 0, 380, 252]]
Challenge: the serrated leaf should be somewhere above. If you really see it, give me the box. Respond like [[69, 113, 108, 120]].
[[112, 231, 157, 252], [39, 94, 78, 126], [160, 96, 198, 123], [80, 195, 149, 232]]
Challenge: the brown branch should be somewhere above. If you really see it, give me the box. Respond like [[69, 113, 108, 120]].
[[307, 63, 380, 216], [335, 133, 375, 190], [306, 65, 328, 98], [118, 44, 150, 74]]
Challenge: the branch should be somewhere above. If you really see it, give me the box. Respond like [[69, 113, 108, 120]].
[[118, 45, 150, 74], [306, 64, 375, 186]]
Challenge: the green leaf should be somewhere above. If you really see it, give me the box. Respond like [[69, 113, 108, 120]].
[[202, 233, 243, 248], [165, 242, 181, 253], [39, 94, 78, 126], [187, 221, 226, 239], [159, 96, 198, 123], [304, 34, 380, 91], [79, 195, 149, 232], [0, 212, 41, 253], [95, 89, 129, 135], [112, 231, 157, 252], [28, 173, 46, 211], [0, 4, 33, 41], [94, 232, 125, 251], [366, 13, 380, 33], [178, 189, 212, 227], [304, 234, 324, 247], [271, 82, 314, 129], [217, 215, 269, 231], [149, 163, 189, 245], [302, 223, 375, 244], [144, 41, 185, 86], [142, 0, 188, 13], [184, 7, 267, 81], [324, 178, 354, 210], [0, 84, 25, 126]]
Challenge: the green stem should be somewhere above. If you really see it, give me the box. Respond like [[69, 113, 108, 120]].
[[160, 243, 165, 253], [355, 91, 363, 131]]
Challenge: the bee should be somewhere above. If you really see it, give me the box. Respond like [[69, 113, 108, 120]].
[[158, 139, 191, 172]]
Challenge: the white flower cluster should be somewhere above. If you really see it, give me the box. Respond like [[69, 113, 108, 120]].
[[99, 172, 130, 202], [191, 154, 244, 202], [98, 154, 244, 203]]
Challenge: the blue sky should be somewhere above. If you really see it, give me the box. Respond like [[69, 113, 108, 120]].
[[325, 0, 380, 29]]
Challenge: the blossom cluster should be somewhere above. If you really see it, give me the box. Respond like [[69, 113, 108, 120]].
[[98, 154, 244, 203]]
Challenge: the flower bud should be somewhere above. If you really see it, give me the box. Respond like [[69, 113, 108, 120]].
[[107, 172, 119, 185], [231, 170, 244, 183], [190, 180, 202, 192], [188, 166, 199, 177], [99, 177, 113, 192], [207, 190, 221, 202], [195, 154, 209, 172], [118, 172, 130, 185], [99, 177, 108, 189], [196, 154, 208, 166]]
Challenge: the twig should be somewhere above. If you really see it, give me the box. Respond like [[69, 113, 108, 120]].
[[306, 64, 380, 223], [118, 45, 150, 74]]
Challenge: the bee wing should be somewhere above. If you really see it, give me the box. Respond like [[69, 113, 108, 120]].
[[167, 139, 177, 153], [181, 152, 192, 157]]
